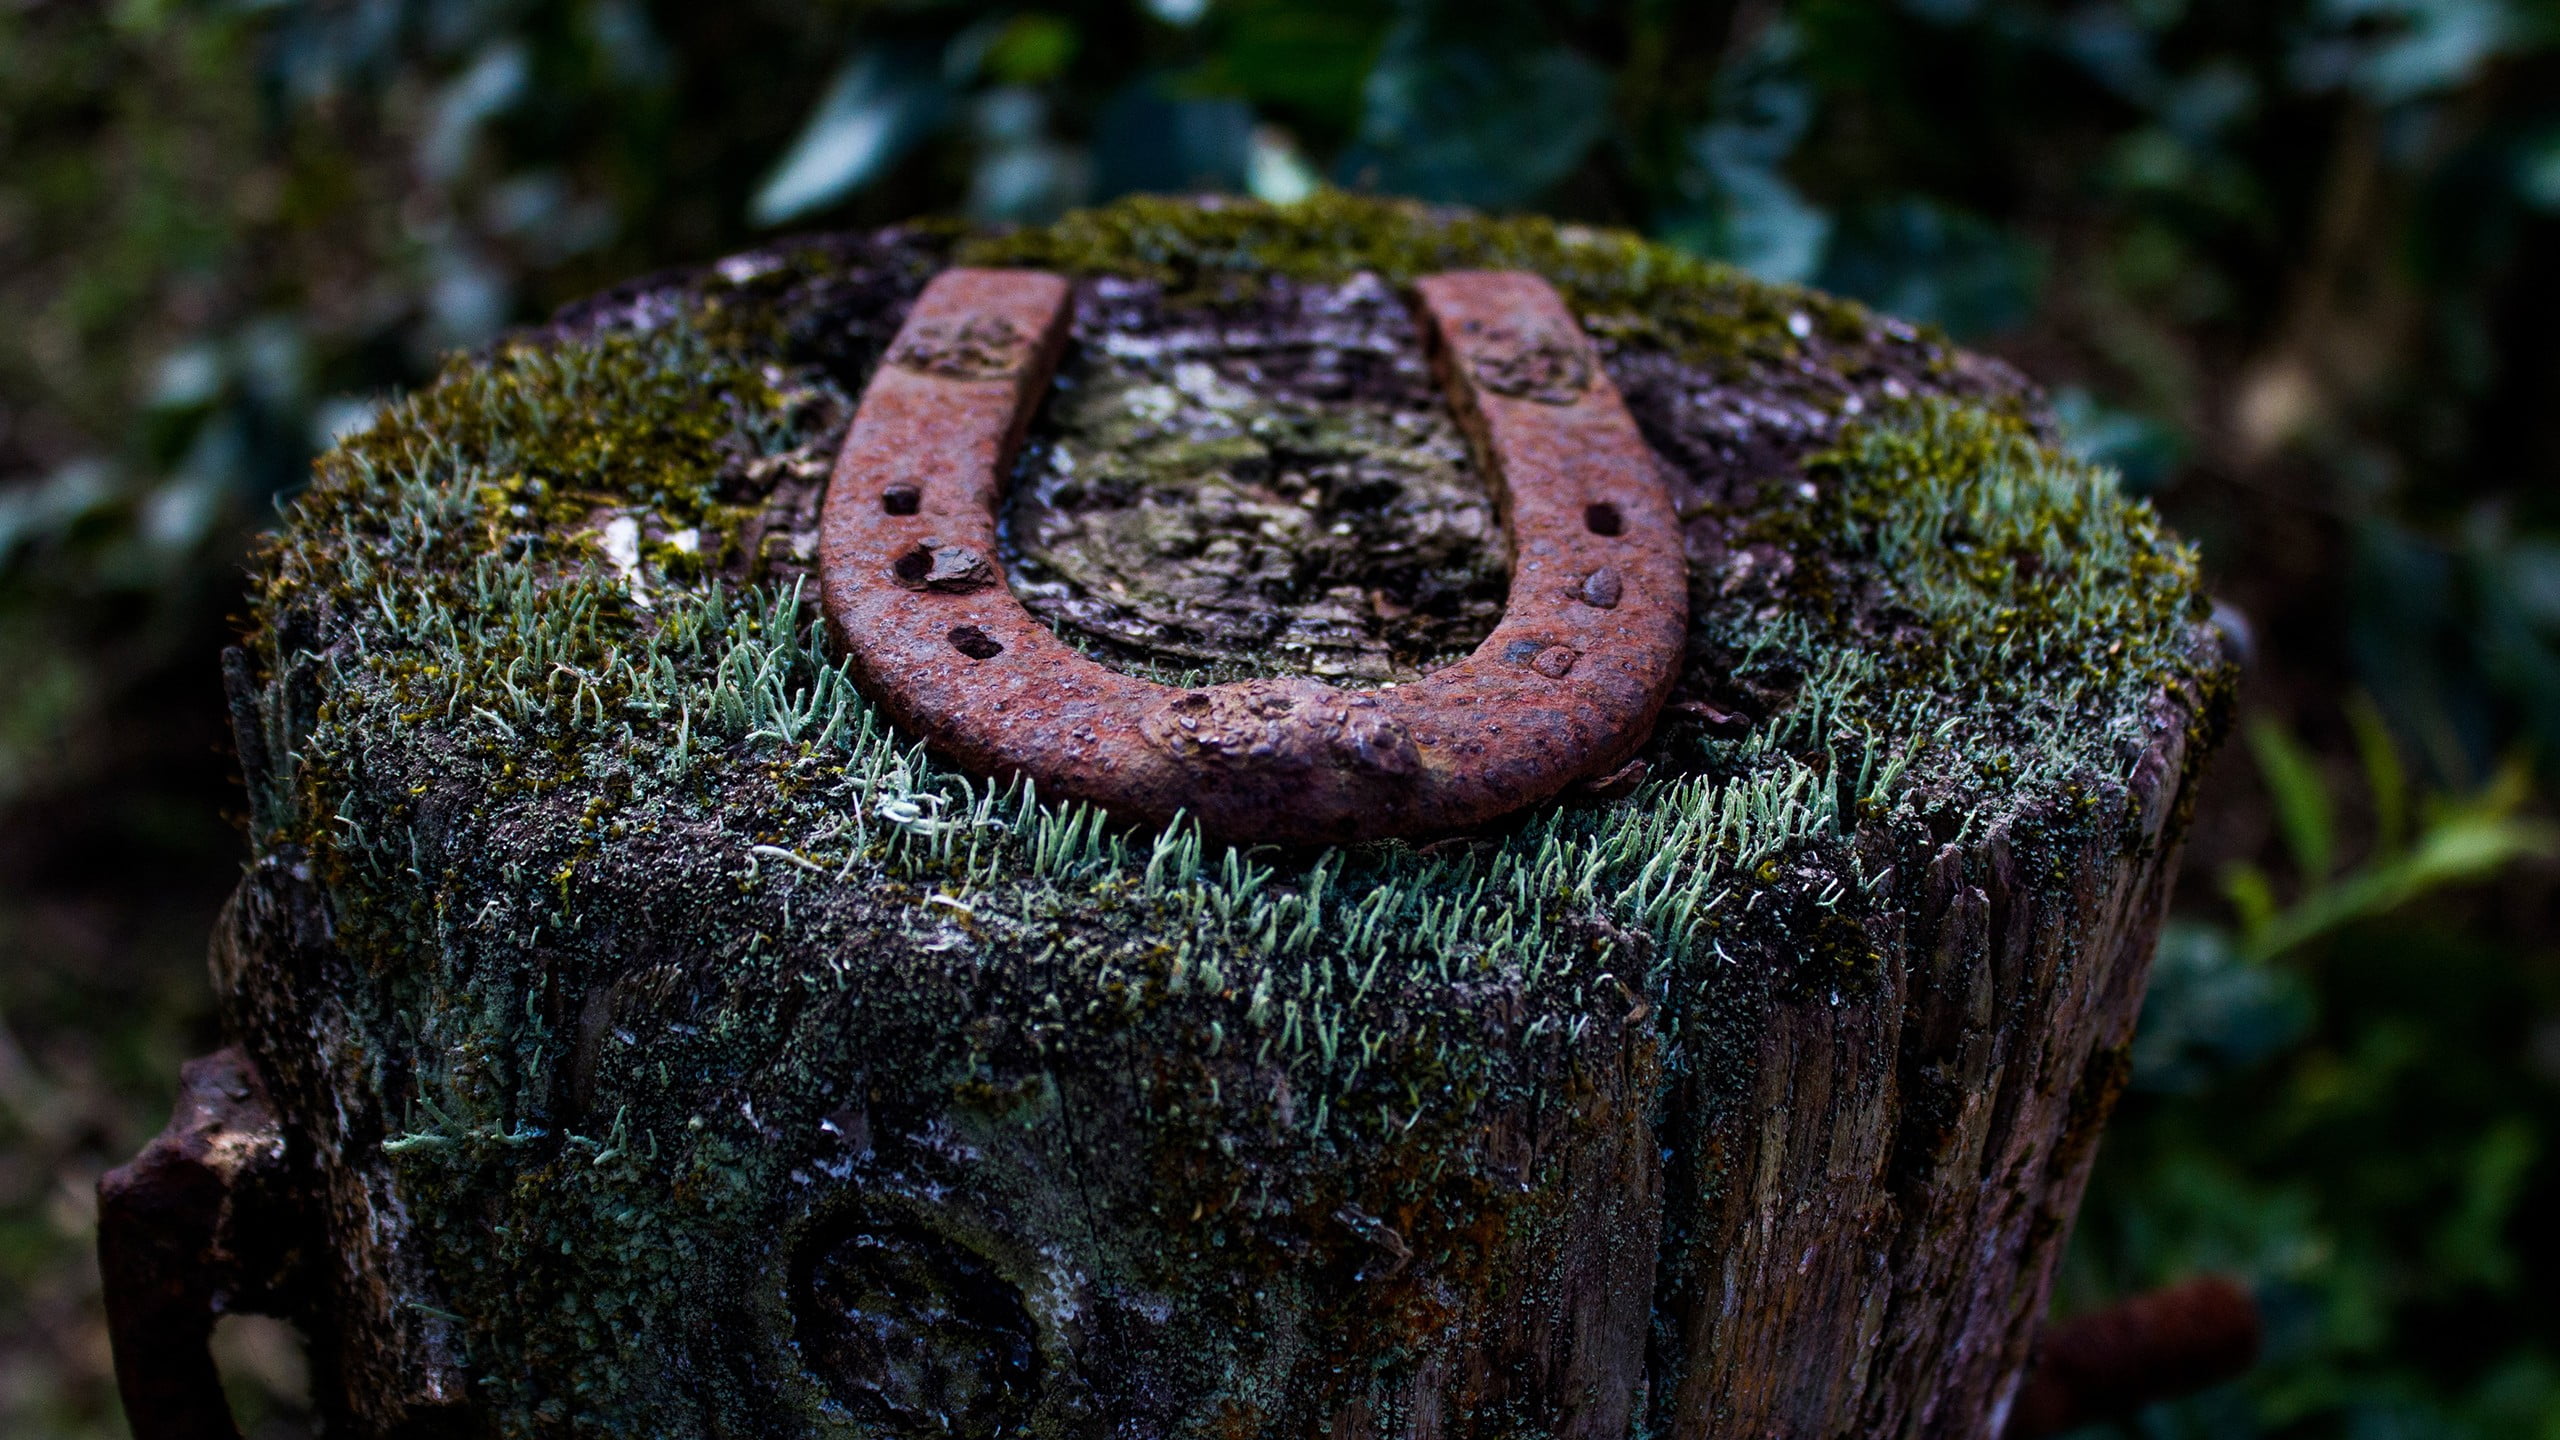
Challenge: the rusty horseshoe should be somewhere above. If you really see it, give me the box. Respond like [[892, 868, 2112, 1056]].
[[819, 268, 1688, 845]]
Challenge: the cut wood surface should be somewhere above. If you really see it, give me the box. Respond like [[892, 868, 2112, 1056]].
[[204, 196, 2231, 1439]]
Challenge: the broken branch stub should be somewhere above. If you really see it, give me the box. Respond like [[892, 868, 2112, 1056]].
[[819, 267, 1687, 844], [96, 1047, 301, 1440]]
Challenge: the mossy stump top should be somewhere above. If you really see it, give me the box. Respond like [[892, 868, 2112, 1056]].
[[212, 195, 2231, 1440]]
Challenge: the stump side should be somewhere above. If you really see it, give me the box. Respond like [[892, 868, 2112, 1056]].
[[212, 195, 2232, 1439]]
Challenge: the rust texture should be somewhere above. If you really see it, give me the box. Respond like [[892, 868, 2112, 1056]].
[[820, 268, 1687, 844], [2004, 1275, 2264, 1437], [97, 1046, 303, 1440]]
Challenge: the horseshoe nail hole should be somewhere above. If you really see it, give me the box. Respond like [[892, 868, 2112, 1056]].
[[1584, 502, 1624, 536], [950, 625, 1005, 660], [892, 546, 935, 585], [882, 485, 921, 516]]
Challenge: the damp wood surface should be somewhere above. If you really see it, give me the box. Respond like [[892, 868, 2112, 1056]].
[[206, 195, 2233, 1440]]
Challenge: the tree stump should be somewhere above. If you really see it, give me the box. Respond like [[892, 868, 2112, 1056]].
[[160, 197, 2229, 1438]]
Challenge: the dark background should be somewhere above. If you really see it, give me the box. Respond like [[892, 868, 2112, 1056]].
[[4, 1, 2559, 1434]]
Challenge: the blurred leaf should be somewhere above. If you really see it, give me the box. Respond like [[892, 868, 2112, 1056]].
[[2351, 521, 2495, 786], [1205, 0, 1388, 132], [2430, 1115, 2535, 1291], [2223, 860, 2282, 942], [426, 240, 512, 349], [1816, 198, 2045, 341], [2505, 538, 2560, 629], [2348, 692, 2411, 853], [2293, 0, 2519, 103], [2243, 757, 2556, 960], [966, 88, 1089, 223], [2052, 385, 2187, 496], [2250, 716, 2341, 883], [420, 41, 530, 186], [1337, 20, 1610, 210], [0, 463, 120, 575], [751, 45, 952, 227], [1658, 18, 1830, 284], [2522, 127, 2560, 210], [986, 14, 1077, 86], [1246, 125, 1322, 205], [2465, 519, 2560, 772], [2466, 1355, 2560, 1436], [1093, 75, 1255, 198], [2131, 921, 2317, 1095]]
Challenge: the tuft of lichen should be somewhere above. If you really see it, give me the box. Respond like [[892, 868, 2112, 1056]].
[[228, 194, 2230, 1438]]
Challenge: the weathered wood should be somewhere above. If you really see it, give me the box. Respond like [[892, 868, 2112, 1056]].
[[184, 196, 2229, 1439]]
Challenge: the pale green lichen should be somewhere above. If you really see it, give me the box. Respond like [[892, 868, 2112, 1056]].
[[231, 194, 2226, 1438]]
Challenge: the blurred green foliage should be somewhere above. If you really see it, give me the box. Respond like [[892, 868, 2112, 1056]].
[[2073, 714, 2560, 1439], [3, 1, 2559, 1436]]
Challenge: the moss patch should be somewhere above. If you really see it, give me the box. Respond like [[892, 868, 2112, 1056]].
[[958, 192, 1875, 379]]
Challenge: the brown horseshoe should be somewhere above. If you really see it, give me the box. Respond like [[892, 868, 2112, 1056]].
[[819, 268, 1687, 845]]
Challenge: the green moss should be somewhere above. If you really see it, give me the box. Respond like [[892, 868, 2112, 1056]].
[[961, 192, 1872, 376], [330, 325, 787, 538], [1692, 399, 2210, 802], [231, 195, 2231, 1438], [1838, 402, 2197, 698]]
